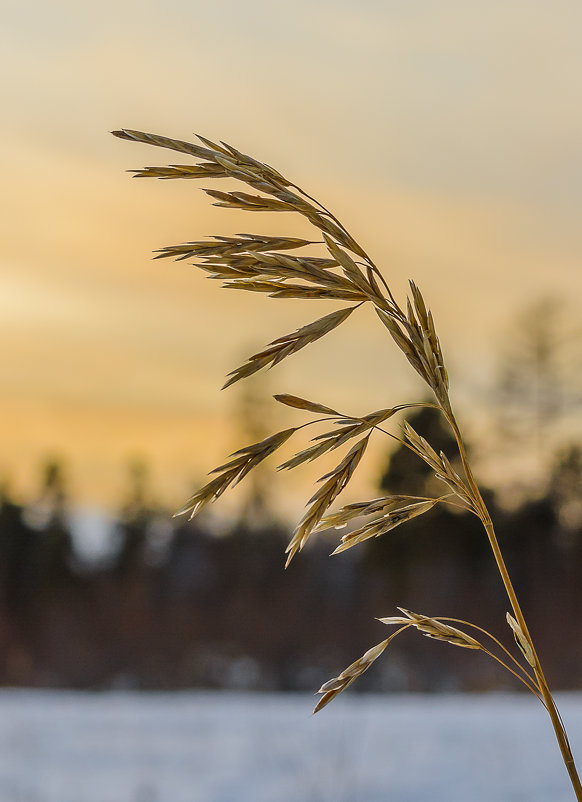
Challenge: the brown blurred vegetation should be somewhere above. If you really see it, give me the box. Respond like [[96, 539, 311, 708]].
[[1, 402, 582, 694]]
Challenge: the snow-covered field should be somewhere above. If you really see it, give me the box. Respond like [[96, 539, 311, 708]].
[[0, 690, 581, 802]]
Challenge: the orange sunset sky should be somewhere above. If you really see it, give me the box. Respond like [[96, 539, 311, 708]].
[[2, 1, 582, 511]]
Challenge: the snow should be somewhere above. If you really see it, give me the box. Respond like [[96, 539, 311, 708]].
[[0, 690, 581, 801]]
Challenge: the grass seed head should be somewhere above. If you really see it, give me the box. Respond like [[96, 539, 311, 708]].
[[507, 613, 536, 667], [313, 639, 390, 713], [379, 609, 481, 650]]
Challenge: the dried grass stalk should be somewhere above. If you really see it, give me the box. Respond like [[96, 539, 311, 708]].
[[115, 128, 582, 800]]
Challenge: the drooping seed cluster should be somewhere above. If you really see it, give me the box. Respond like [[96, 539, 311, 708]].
[[314, 609, 481, 713], [115, 129, 538, 716], [314, 638, 392, 713], [329, 498, 439, 555], [174, 428, 296, 520], [112, 128, 469, 551], [379, 608, 481, 649]]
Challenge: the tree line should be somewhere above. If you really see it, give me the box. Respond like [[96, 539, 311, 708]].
[[0, 404, 581, 692]]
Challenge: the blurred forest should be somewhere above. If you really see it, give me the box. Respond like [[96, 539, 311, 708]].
[[1, 402, 582, 693], [2, 298, 581, 693]]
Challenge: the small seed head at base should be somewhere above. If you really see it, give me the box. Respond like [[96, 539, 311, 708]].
[[314, 639, 390, 713], [506, 613, 536, 667]]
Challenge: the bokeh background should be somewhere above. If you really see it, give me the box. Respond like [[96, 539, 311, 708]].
[[2, 0, 582, 693]]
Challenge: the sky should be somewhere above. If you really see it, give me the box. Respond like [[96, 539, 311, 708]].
[[2, 0, 582, 510]]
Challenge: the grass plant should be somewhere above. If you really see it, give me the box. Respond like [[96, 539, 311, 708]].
[[113, 128, 582, 798]]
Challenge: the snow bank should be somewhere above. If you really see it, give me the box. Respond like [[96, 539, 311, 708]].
[[0, 690, 580, 801]]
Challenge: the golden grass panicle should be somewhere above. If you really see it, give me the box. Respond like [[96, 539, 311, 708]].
[[313, 639, 391, 714], [175, 428, 296, 520], [153, 235, 315, 261], [403, 421, 473, 507], [273, 394, 339, 416], [285, 436, 370, 566], [222, 305, 358, 389], [313, 494, 435, 532], [117, 129, 582, 799], [330, 499, 439, 555], [277, 407, 397, 472], [379, 608, 481, 649], [131, 163, 229, 180]]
